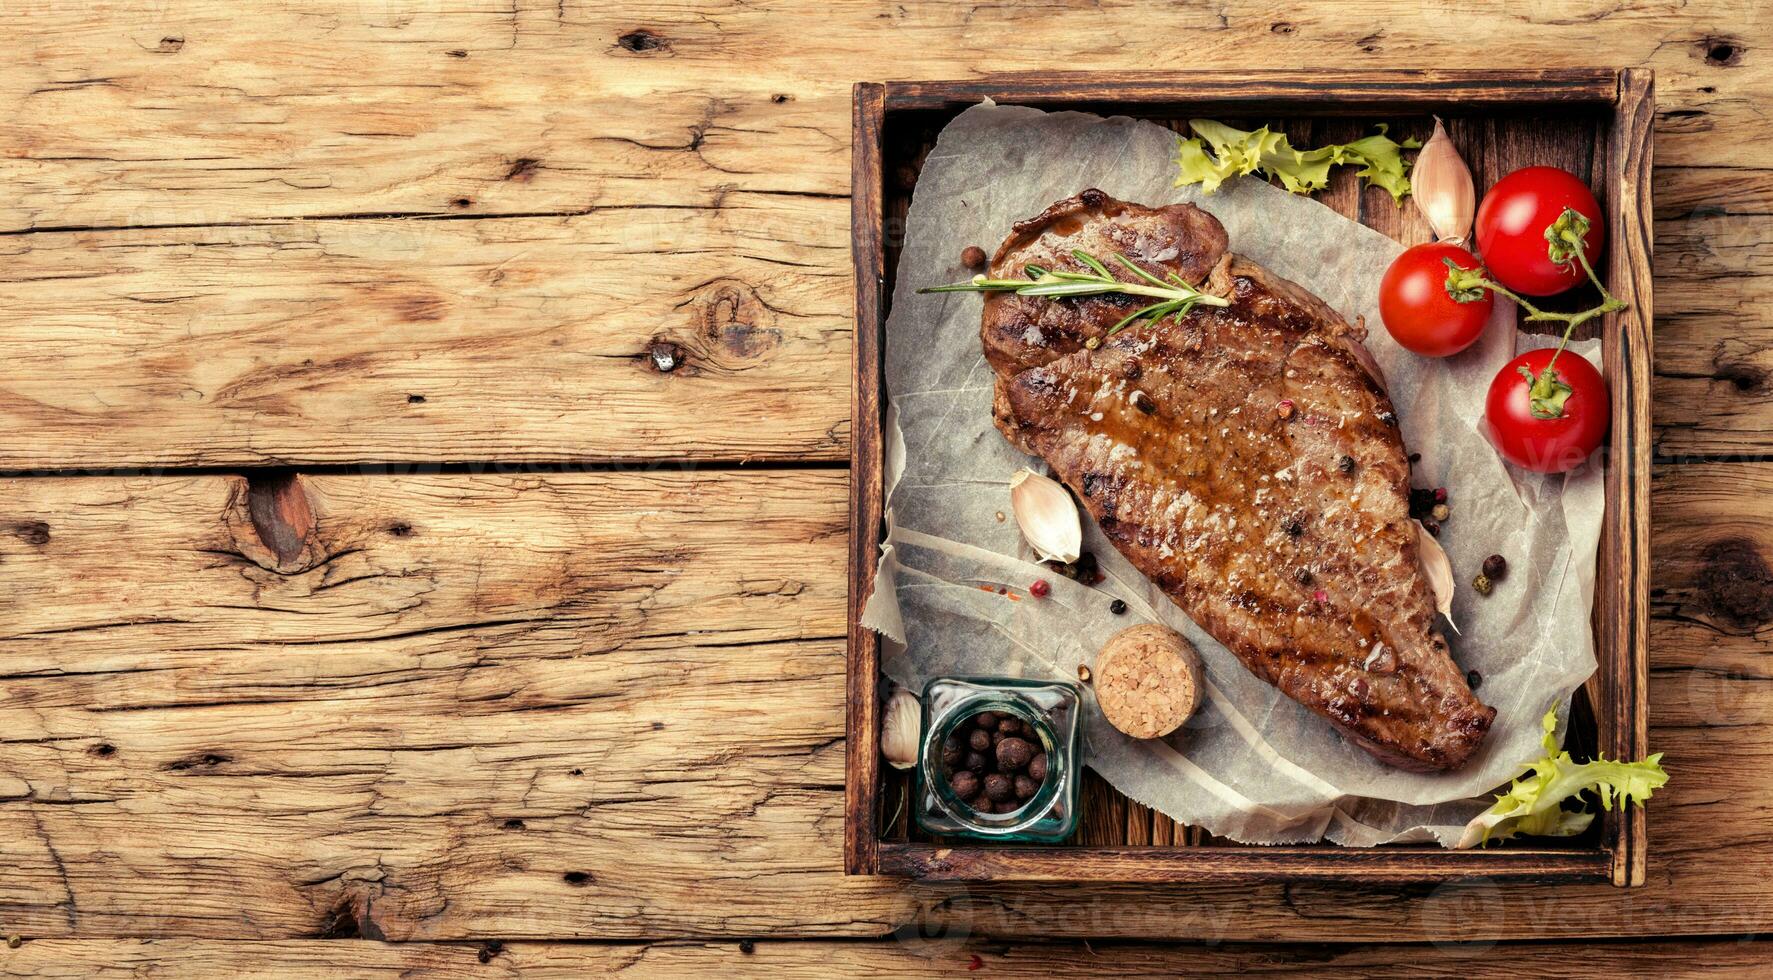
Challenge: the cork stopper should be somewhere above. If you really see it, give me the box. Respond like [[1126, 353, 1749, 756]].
[[1093, 624, 1203, 739]]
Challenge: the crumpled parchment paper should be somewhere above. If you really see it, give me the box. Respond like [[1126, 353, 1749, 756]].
[[861, 103, 1603, 846]]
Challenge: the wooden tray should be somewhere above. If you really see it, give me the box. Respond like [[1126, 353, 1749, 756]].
[[847, 69, 1653, 886]]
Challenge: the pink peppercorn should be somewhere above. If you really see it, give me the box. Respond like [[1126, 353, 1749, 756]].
[[1313, 589, 1329, 604], [1433, 487, 1448, 504], [1276, 399, 1296, 420], [1029, 579, 1051, 598]]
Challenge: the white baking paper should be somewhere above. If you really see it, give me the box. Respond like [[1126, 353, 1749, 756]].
[[860, 103, 1605, 846]]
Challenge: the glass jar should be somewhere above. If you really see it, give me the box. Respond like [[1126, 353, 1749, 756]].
[[913, 676, 1081, 842]]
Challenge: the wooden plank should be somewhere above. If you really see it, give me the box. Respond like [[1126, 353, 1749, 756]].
[[0, 7, 1767, 463], [884, 68, 1622, 111], [0, 470, 896, 939], [3, 938, 1770, 978], [0, 463, 1768, 941], [844, 81, 885, 876], [0, 206, 850, 467]]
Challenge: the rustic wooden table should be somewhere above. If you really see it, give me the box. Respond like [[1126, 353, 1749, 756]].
[[1, 2, 1767, 976]]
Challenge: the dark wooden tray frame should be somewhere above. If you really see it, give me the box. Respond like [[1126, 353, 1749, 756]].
[[847, 69, 1653, 886]]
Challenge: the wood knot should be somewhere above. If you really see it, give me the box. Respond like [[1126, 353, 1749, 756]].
[[315, 895, 385, 941], [504, 157, 541, 181], [1700, 36, 1743, 66], [226, 472, 325, 573], [11, 520, 50, 546], [684, 280, 781, 367], [617, 29, 667, 52], [478, 941, 505, 964], [646, 339, 686, 373], [1270, 21, 1295, 34], [156, 35, 185, 53], [1696, 537, 1773, 630], [563, 871, 593, 886]]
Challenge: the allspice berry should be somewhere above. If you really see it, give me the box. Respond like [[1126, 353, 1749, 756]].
[[961, 245, 987, 268], [949, 769, 980, 801], [983, 773, 1013, 802], [964, 751, 987, 774], [995, 736, 1035, 770], [968, 728, 991, 752], [1028, 752, 1048, 782], [1014, 774, 1038, 800]]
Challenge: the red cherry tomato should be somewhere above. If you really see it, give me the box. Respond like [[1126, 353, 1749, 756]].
[[1378, 243, 1493, 357], [1474, 166, 1605, 297], [1484, 348, 1609, 473]]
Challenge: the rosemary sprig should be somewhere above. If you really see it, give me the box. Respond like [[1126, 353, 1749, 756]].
[[920, 248, 1229, 337]]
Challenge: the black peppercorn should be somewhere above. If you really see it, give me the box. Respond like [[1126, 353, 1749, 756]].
[[1337, 455, 1355, 474], [1109, 598, 1128, 615], [1466, 669, 1483, 691], [1294, 567, 1313, 585], [1282, 516, 1305, 537], [1482, 554, 1507, 581]]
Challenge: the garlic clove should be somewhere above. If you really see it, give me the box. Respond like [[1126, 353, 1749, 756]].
[[1415, 519, 1458, 634], [1411, 117, 1474, 244], [880, 686, 921, 770], [1009, 468, 1082, 564]]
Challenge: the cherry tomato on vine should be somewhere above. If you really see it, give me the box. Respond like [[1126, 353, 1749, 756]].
[[1474, 166, 1605, 297], [1484, 348, 1609, 473], [1378, 243, 1493, 357]]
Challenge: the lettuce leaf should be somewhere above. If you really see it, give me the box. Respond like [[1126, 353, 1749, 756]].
[[1173, 120, 1420, 203], [1457, 707, 1668, 848]]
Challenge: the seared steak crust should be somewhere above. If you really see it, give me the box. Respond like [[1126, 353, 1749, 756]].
[[985, 189, 1494, 773]]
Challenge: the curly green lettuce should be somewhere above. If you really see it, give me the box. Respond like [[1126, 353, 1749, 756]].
[[1458, 707, 1668, 848], [1173, 119, 1420, 203]]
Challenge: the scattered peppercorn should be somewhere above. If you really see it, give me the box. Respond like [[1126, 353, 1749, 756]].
[[961, 245, 987, 268], [739, 939, 756, 955], [1313, 588, 1329, 604], [1466, 669, 1483, 691], [1029, 578, 1051, 598], [1431, 502, 1450, 522], [1282, 516, 1305, 537], [1423, 519, 1441, 537], [1276, 399, 1296, 420], [1084, 336, 1101, 350], [1047, 552, 1099, 584], [1472, 573, 1494, 596], [1433, 487, 1448, 504], [1482, 554, 1507, 581], [1337, 455, 1356, 474], [1408, 487, 1437, 519], [1408, 452, 1422, 464], [1132, 390, 1156, 414], [1109, 598, 1128, 615], [1294, 567, 1313, 585], [1077, 664, 1092, 683]]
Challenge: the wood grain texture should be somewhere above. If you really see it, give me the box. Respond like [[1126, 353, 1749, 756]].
[[0, 0, 1768, 464], [2, 938, 1770, 978], [0, 464, 1770, 941]]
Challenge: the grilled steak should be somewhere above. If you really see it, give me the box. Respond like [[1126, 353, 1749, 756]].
[[984, 189, 1494, 773]]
